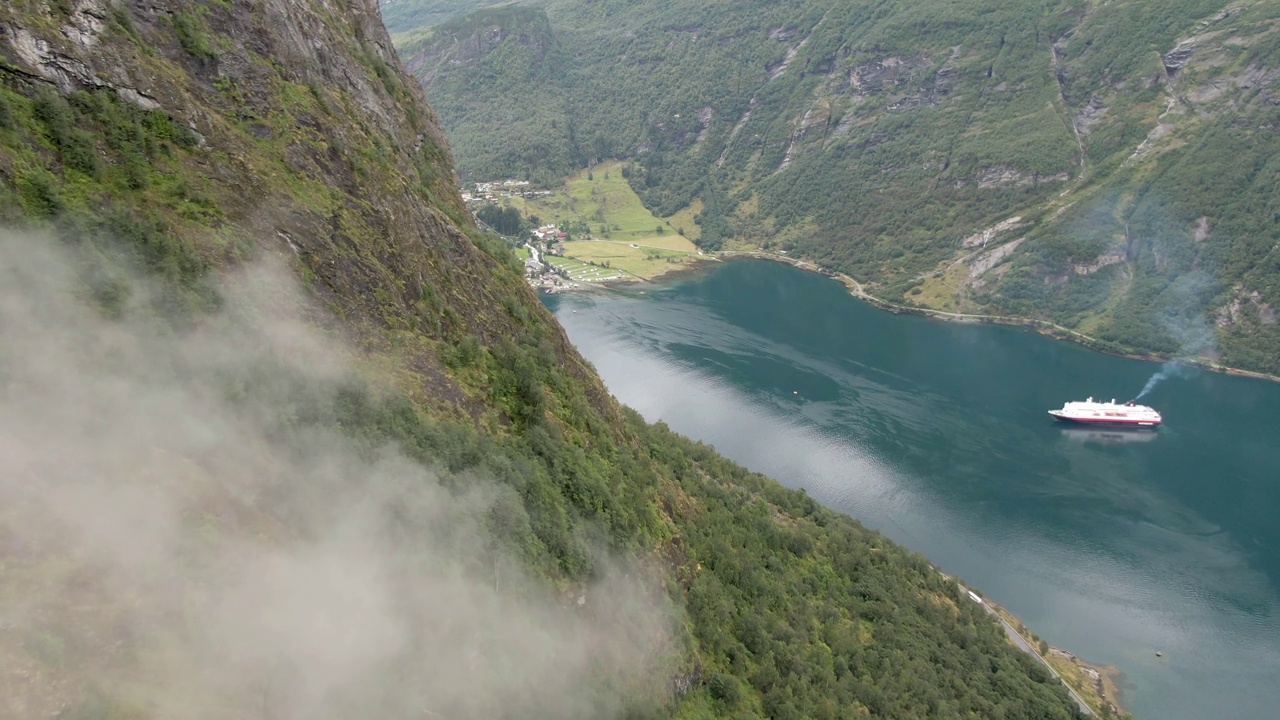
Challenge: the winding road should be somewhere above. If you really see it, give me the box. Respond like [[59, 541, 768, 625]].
[[958, 585, 1096, 718]]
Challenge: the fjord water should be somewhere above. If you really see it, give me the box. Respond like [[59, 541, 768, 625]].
[[543, 259, 1280, 720]]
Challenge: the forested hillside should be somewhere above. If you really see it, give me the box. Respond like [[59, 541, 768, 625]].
[[382, 0, 493, 34], [0, 0, 1088, 718], [402, 0, 1280, 373]]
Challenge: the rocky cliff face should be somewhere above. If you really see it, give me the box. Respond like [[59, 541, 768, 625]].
[[2, 2, 639, 716], [0, 0, 607, 416], [0, 4, 1098, 720], [964, 1, 1280, 369], [401, 6, 558, 84]]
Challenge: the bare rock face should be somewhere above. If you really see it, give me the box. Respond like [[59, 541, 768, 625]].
[[1162, 40, 1196, 73], [400, 7, 558, 84], [972, 167, 1067, 189], [0, 0, 606, 409], [962, 217, 1025, 249], [968, 237, 1026, 280], [1218, 289, 1278, 328]]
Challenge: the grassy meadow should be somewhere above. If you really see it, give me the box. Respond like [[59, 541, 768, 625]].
[[511, 161, 704, 281], [545, 255, 626, 283]]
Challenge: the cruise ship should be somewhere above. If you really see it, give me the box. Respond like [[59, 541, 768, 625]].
[[1047, 397, 1162, 427]]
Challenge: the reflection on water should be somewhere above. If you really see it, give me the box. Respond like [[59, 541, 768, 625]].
[[1058, 427, 1159, 444], [545, 260, 1280, 720]]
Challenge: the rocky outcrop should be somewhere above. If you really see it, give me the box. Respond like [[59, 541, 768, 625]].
[[1073, 254, 1125, 275], [963, 216, 1025, 249], [692, 105, 714, 149], [400, 7, 558, 84], [1218, 289, 1278, 328], [779, 101, 830, 169], [1, 4, 159, 110], [1162, 40, 1196, 75], [0, 0, 607, 412], [845, 56, 913, 96], [767, 35, 809, 80], [1073, 95, 1107, 136], [968, 237, 1025, 280], [1194, 216, 1210, 242], [973, 167, 1069, 189]]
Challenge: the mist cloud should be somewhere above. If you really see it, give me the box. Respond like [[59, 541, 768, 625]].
[[0, 231, 669, 719]]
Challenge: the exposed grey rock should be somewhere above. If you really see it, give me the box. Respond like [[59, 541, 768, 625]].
[[1163, 40, 1196, 71], [61, 0, 107, 51]]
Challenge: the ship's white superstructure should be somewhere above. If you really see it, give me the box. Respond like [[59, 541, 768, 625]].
[[1047, 397, 1162, 427]]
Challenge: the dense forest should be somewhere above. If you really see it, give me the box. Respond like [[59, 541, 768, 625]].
[[400, 0, 1280, 374], [0, 1, 1089, 718]]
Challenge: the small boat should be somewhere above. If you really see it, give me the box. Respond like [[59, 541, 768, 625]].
[[1048, 397, 1162, 427]]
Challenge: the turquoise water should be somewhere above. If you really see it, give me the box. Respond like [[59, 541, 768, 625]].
[[543, 258, 1280, 720]]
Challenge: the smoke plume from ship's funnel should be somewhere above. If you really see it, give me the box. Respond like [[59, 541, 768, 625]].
[[1134, 361, 1197, 401]]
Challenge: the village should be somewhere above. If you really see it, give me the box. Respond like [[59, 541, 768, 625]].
[[520, 223, 630, 293], [463, 178, 634, 293], [459, 178, 551, 203], [461, 167, 708, 291]]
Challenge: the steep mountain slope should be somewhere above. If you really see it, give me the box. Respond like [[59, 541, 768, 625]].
[[0, 1, 1088, 718], [403, 0, 1280, 373], [978, 1, 1280, 369], [400, 6, 577, 182], [381, 0, 495, 35]]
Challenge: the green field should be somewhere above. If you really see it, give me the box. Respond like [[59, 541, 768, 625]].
[[663, 198, 702, 243], [546, 255, 627, 283], [514, 161, 698, 244], [560, 240, 694, 280], [512, 161, 702, 280]]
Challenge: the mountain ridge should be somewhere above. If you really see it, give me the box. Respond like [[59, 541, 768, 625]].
[[2, 0, 1097, 717], [402, 0, 1280, 374]]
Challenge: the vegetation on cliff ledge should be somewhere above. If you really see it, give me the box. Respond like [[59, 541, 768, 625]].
[[0, 1, 1085, 718]]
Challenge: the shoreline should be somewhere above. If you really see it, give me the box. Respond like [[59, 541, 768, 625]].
[[717, 250, 1280, 385], [950, 578, 1128, 718], [567, 254, 721, 292], [534, 249, 720, 295], [985, 594, 1130, 718], [548, 256, 1137, 718]]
